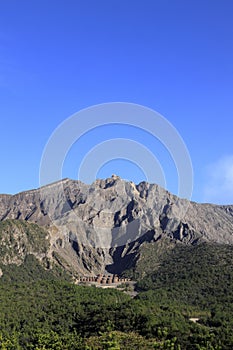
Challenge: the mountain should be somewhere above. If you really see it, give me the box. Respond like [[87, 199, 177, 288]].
[[0, 175, 233, 277]]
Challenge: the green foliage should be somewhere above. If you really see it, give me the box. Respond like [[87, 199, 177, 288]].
[[0, 220, 49, 262], [153, 337, 181, 350], [0, 241, 233, 348], [0, 254, 71, 283], [137, 242, 233, 308]]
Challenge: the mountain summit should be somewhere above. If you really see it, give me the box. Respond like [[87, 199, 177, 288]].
[[0, 176, 233, 276]]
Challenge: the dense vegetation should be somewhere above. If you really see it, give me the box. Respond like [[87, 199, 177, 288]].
[[0, 220, 49, 264], [0, 242, 233, 349], [0, 254, 71, 283], [0, 280, 201, 349]]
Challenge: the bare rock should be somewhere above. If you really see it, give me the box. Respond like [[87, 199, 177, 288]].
[[0, 177, 233, 275]]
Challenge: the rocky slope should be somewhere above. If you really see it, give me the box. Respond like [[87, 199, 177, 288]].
[[0, 176, 233, 276]]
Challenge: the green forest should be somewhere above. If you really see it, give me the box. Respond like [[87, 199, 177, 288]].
[[0, 242, 233, 349]]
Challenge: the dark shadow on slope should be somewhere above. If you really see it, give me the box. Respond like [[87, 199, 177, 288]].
[[106, 230, 158, 275]]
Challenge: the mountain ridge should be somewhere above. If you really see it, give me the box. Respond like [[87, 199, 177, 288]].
[[0, 176, 233, 277]]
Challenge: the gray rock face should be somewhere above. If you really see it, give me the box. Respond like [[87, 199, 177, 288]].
[[0, 176, 233, 275]]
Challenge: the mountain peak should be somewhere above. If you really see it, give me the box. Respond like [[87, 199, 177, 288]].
[[0, 178, 233, 276]]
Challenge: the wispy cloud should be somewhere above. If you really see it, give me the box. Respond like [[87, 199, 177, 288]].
[[203, 155, 233, 205]]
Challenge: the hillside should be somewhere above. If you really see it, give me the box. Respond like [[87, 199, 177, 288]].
[[0, 178, 233, 348], [0, 176, 233, 277], [1, 242, 233, 349]]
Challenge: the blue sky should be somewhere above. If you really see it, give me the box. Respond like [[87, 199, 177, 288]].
[[0, 0, 233, 204]]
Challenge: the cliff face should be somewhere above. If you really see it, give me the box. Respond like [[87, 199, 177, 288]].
[[0, 176, 233, 276]]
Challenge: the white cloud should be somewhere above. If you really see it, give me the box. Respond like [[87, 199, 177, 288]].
[[203, 155, 233, 205]]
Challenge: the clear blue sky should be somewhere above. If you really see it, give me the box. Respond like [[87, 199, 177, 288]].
[[0, 0, 233, 204]]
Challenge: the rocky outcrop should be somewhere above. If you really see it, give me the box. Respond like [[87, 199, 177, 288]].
[[0, 176, 233, 276]]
